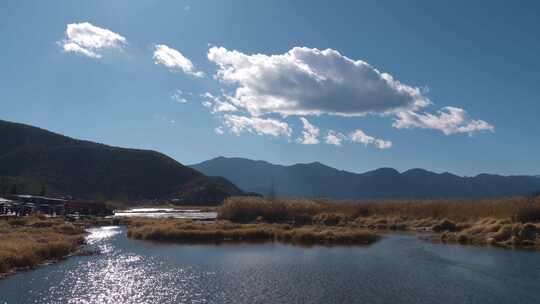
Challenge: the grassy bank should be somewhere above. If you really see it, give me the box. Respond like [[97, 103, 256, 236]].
[[127, 218, 378, 246], [217, 196, 540, 249], [0, 216, 86, 276]]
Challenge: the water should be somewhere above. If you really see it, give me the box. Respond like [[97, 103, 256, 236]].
[[1, 226, 540, 304], [114, 208, 217, 220]]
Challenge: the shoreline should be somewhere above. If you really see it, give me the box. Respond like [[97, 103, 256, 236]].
[[3, 194, 540, 278], [0, 216, 119, 279]]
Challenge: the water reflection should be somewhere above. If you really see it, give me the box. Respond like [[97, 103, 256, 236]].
[[85, 226, 122, 245], [114, 208, 217, 220], [42, 226, 210, 304]]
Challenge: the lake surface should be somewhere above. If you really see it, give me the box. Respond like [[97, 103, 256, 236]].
[[1, 226, 540, 304], [114, 208, 217, 220]]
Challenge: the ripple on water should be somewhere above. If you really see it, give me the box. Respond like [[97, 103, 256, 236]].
[[39, 227, 211, 304], [1, 227, 539, 304]]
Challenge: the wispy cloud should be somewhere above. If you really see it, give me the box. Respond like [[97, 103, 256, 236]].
[[201, 92, 237, 113], [350, 129, 392, 149], [222, 114, 291, 137], [297, 117, 320, 144], [153, 44, 204, 77], [325, 131, 346, 146], [393, 107, 494, 135], [171, 89, 190, 103], [214, 126, 224, 135]]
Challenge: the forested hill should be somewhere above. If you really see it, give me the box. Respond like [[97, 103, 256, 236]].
[[0, 120, 242, 203]]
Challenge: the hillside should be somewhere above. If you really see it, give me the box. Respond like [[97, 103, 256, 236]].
[[191, 157, 540, 199], [0, 120, 242, 203]]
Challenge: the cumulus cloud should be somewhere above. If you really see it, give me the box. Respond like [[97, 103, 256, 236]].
[[350, 129, 392, 149], [297, 117, 320, 144], [201, 46, 493, 143], [153, 44, 204, 77], [201, 92, 238, 113], [208, 46, 430, 117], [325, 131, 346, 146], [223, 114, 291, 137], [393, 107, 494, 135], [61, 22, 126, 58]]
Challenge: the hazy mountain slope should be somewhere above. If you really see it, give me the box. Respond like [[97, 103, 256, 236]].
[[0, 120, 242, 202], [191, 157, 540, 199]]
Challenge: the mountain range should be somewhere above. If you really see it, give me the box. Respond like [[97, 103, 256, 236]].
[[0, 119, 242, 203], [2, 119, 539, 203], [191, 157, 540, 199]]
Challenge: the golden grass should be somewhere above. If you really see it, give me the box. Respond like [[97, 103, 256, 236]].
[[216, 196, 540, 249], [218, 197, 366, 224], [127, 218, 378, 246], [439, 220, 540, 249], [0, 216, 85, 275], [220, 196, 540, 224]]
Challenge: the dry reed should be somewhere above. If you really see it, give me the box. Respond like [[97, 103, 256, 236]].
[[0, 216, 85, 275]]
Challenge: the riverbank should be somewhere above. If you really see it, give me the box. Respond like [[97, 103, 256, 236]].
[[0, 216, 122, 278], [0, 216, 85, 277]]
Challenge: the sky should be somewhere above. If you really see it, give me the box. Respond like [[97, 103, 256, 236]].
[[1, 0, 539, 176]]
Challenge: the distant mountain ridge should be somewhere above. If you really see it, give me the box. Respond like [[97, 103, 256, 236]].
[[191, 157, 540, 199], [0, 120, 243, 203]]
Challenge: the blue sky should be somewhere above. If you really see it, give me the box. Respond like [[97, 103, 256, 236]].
[[1, 0, 539, 176]]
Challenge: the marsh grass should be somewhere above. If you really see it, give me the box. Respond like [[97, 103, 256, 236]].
[[0, 216, 85, 275], [219, 196, 540, 224], [216, 196, 540, 249], [127, 218, 378, 245], [218, 197, 366, 224]]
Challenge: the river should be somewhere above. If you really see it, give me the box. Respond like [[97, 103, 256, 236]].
[[1, 226, 539, 304]]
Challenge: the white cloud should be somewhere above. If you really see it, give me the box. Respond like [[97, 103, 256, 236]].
[[325, 130, 346, 146], [297, 117, 320, 144], [203, 46, 493, 143], [393, 106, 494, 135], [201, 92, 238, 113], [223, 114, 291, 137], [172, 90, 188, 103], [153, 44, 204, 77], [214, 126, 224, 135], [208, 46, 430, 117], [184, 5, 191, 11], [61, 22, 126, 58], [350, 129, 392, 149]]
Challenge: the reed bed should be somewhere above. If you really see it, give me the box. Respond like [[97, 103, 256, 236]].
[[0, 216, 85, 275], [127, 218, 378, 246], [216, 196, 540, 249], [219, 196, 540, 224]]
